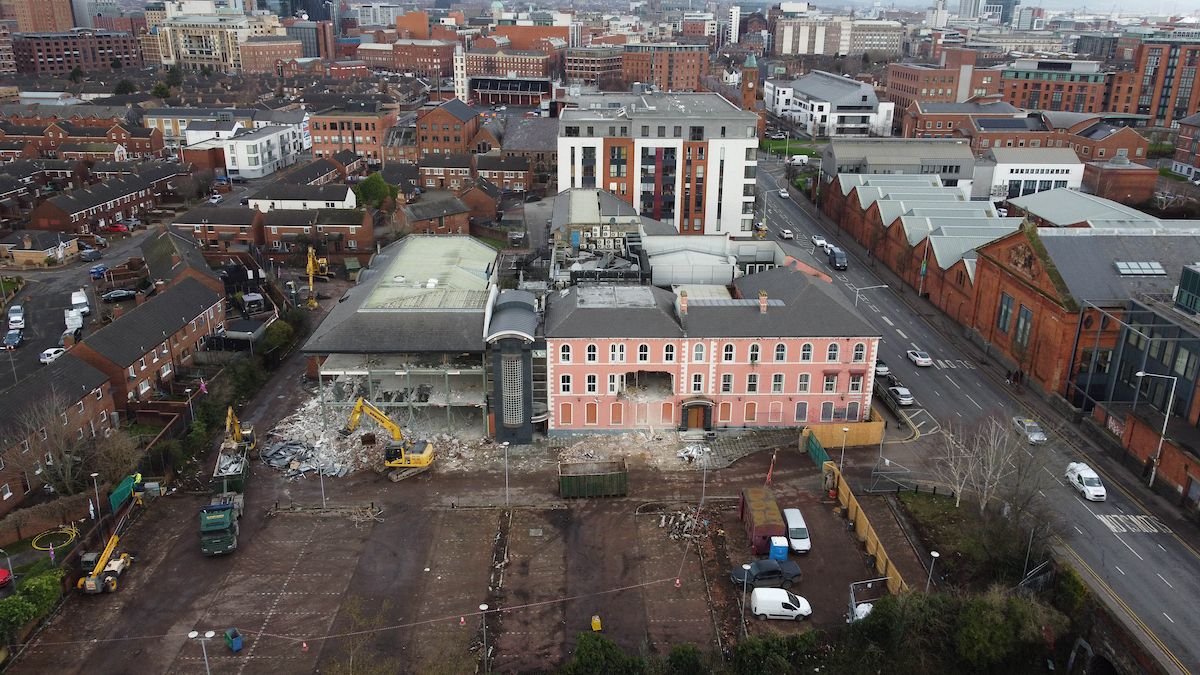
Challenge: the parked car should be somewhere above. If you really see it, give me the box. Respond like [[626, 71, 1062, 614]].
[[1065, 462, 1106, 501], [59, 327, 82, 348], [778, 189, 789, 198], [750, 588, 811, 621], [208, 194, 224, 205], [89, 265, 109, 280], [874, 360, 890, 376], [827, 247, 847, 271], [101, 289, 138, 303], [99, 222, 128, 233], [39, 347, 66, 364], [3, 329, 22, 350], [239, 197, 250, 205], [783, 508, 811, 554], [888, 386, 915, 406], [80, 249, 103, 262], [1012, 417, 1048, 445], [770, 133, 787, 140], [810, 234, 827, 249], [779, 229, 794, 240], [7, 304, 24, 329], [906, 349, 933, 367], [730, 559, 802, 589]]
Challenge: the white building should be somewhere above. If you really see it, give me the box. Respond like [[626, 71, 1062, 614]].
[[187, 125, 305, 179], [766, 70, 893, 138], [973, 147, 1084, 200], [556, 92, 759, 235], [727, 5, 741, 45], [248, 183, 357, 211], [354, 3, 404, 26]]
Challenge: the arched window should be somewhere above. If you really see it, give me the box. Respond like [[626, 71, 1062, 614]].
[[852, 342, 866, 363], [826, 343, 840, 362], [723, 344, 735, 362], [637, 344, 649, 362], [774, 343, 787, 362], [664, 344, 675, 362], [694, 343, 705, 363], [586, 344, 597, 362], [800, 343, 813, 362], [749, 344, 760, 362], [560, 344, 571, 362]]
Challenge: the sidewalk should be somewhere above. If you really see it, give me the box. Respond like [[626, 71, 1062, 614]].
[[789, 189, 1200, 559]]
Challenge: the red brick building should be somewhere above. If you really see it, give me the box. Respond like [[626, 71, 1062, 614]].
[[884, 48, 1001, 115], [400, 191, 470, 234], [0, 120, 164, 159], [13, 30, 144, 76], [177, 206, 264, 252], [621, 43, 709, 91], [94, 14, 148, 34], [490, 25, 569, 52], [1170, 111, 1200, 181], [260, 208, 373, 263], [475, 153, 531, 192], [239, 36, 303, 74], [29, 174, 158, 234], [1129, 38, 1200, 127], [310, 105, 397, 166], [383, 38, 455, 77], [465, 48, 551, 78], [902, 99, 1021, 139], [417, 153, 473, 191], [12, 0, 74, 33], [394, 10, 430, 39], [910, 109, 1151, 163], [1082, 159, 1158, 204], [997, 58, 1111, 113], [416, 99, 480, 156], [565, 46, 623, 84]]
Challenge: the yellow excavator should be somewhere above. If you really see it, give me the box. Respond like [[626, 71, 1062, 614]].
[[77, 533, 133, 593], [305, 246, 329, 310], [338, 397, 434, 482], [224, 406, 256, 452]]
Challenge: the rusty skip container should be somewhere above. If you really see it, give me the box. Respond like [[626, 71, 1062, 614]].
[[558, 460, 629, 498], [739, 487, 785, 555]]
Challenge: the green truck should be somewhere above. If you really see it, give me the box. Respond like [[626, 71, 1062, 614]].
[[200, 444, 248, 556]]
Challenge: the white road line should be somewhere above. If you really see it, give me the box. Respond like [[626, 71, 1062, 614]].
[[881, 316, 894, 326], [1074, 526, 1084, 535], [964, 393, 983, 410], [896, 330, 909, 339], [911, 342, 921, 350], [1158, 544, 1167, 552], [947, 377, 962, 389], [1157, 573, 1175, 589], [1115, 565, 1125, 575], [955, 411, 962, 417], [1164, 613, 1175, 624], [1025, 449, 1033, 457], [1038, 490, 1046, 497], [934, 390, 941, 397], [1042, 466, 1063, 485], [1117, 535, 1144, 561]]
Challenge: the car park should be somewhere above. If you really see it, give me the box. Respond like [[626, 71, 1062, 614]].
[[101, 289, 138, 303], [779, 229, 794, 240], [1012, 417, 1048, 445], [1065, 462, 1106, 501], [730, 559, 802, 588], [3, 329, 22, 350], [875, 360, 890, 376], [39, 347, 66, 364], [907, 350, 933, 367], [750, 588, 811, 621], [811, 234, 827, 249], [888, 386, 914, 406], [778, 189, 789, 198]]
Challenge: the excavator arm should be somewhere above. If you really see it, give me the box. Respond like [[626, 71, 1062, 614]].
[[225, 406, 241, 443], [339, 397, 404, 443]]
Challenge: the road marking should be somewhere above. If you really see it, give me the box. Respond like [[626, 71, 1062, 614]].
[[947, 377, 962, 389], [960, 360, 976, 370], [911, 342, 921, 350], [1159, 544, 1167, 552], [1157, 573, 1175, 589], [1095, 514, 1173, 534], [1025, 449, 1033, 457], [881, 316, 894, 326], [1163, 612, 1175, 624], [955, 411, 962, 417], [1074, 526, 1084, 535], [933, 390, 941, 397], [1042, 467, 1063, 484], [896, 330, 909, 339], [964, 394, 983, 410], [1038, 490, 1046, 497], [1115, 565, 1125, 575]]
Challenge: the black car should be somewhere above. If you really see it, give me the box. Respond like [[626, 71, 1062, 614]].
[[827, 247, 848, 271], [80, 249, 103, 262], [2, 329, 22, 350], [730, 559, 802, 588], [101, 289, 138, 303]]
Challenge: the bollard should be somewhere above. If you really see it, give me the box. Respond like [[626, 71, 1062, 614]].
[[932, 485, 937, 496]]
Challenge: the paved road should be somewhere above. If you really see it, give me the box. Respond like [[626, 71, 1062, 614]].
[[756, 162, 1200, 673]]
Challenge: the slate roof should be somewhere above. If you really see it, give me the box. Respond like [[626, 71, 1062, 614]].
[[791, 70, 879, 105], [544, 285, 682, 338], [141, 227, 218, 285], [486, 290, 538, 341], [1178, 112, 1200, 127], [0, 355, 108, 441], [262, 209, 316, 226], [498, 116, 557, 152], [332, 149, 360, 166], [81, 278, 221, 367], [252, 182, 353, 202], [173, 206, 260, 226], [278, 159, 341, 185], [917, 101, 1020, 114], [429, 98, 478, 123], [315, 208, 364, 225], [1038, 229, 1200, 303], [403, 192, 469, 221], [475, 154, 529, 172], [725, 266, 880, 338], [470, 177, 502, 199], [420, 153, 472, 169], [45, 175, 151, 215]]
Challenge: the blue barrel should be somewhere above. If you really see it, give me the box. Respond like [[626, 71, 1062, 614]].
[[225, 628, 243, 653], [768, 536, 789, 561]]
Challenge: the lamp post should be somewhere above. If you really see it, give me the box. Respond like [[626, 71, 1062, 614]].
[[502, 441, 511, 508], [740, 563, 751, 638], [90, 472, 101, 522], [319, 469, 327, 510], [185, 388, 194, 421], [925, 550, 940, 593], [851, 284, 888, 308], [479, 603, 490, 674], [1134, 371, 1178, 489], [0, 547, 13, 589], [839, 426, 850, 472], [188, 630, 216, 675]]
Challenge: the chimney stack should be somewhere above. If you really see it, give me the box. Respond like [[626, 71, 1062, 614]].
[[759, 290, 768, 314], [679, 290, 688, 316]]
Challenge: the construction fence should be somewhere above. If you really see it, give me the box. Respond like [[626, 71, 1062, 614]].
[[822, 460, 910, 595]]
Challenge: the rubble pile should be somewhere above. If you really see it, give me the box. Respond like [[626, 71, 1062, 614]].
[[263, 395, 380, 478]]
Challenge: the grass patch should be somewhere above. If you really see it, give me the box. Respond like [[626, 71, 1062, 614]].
[[125, 422, 164, 437], [760, 140, 821, 156], [1159, 167, 1188, 181], [478, 236, 507, 251]]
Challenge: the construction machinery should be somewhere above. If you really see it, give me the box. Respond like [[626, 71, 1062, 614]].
[[223, 406, 256, 453], [200, 443, 248, 556], [77, 534, 133, 593], [305, 246, 329, 310], [338, 397, 434, 482]]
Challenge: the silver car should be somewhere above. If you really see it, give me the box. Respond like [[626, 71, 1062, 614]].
[[888, 386, 914, 406], [1012, 417, 1048, 444]]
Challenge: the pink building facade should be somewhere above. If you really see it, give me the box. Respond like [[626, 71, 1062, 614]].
[[542, 270, 881, 433]]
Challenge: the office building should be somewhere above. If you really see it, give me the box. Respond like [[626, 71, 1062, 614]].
[[285, 19, 334, 59], [13, 29, 143, 75], [621, 43, 708, 91]]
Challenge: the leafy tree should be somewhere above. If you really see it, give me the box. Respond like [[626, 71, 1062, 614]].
[[93, 431, 143, 485], [560, 633, 643, 675], [261, 320, 295, 353], [166, 65, 183, 87], [662, 644, 706, 674], [151, 82, 171, 99], [68, 67, 84, 83], [113, 79, 135, 95], [352, 173, 397, 209]]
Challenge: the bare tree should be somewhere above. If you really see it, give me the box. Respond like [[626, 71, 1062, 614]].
[[8, 390, 99, 496], [966, 418, 1022, 515], [933, 425, 974, 508], [94, 431, 143, 485]]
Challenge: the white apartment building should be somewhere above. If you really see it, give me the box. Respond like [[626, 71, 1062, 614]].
[[157, 14, 284, 71], [185, 125, 305, 179], [766, 71, 894, 138], [557, 92, 759, 236], [974, 147, 1084, 200]]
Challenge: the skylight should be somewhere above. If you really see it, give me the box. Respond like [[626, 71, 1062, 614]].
[[1114, 261, 1166, 276]]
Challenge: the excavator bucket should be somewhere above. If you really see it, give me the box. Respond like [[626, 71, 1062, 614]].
[[337, 425, 353, 438]]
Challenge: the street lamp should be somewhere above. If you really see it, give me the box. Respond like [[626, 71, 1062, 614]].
[[90, 472, 101, 522], [502, 442, 511, 508], [1134, 371, 1178, 489], [851, 284, 888, 308], [185, 388, 194, 421], [740, 563, 751, 638], [479, 603, 490, 674], [0, 548, 13, 589], [188, 630, 216, 675], [925, 550, 940, 593], [839, 427, 850, 472]]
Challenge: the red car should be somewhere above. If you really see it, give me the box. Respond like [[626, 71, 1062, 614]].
[[100, 223, 129, 233]]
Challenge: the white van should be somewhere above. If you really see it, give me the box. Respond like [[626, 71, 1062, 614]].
[[750, 588, 812, 621], [783, 508, 811, 554], [7, 305, 25, 330], [789, 155, 809, 166], [71, 289, 90, 316], [1065, 462, 1106, 501]]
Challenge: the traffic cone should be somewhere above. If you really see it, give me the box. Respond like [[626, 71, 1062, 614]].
[[674, 578, 681, 589], [301, 642, 308, 653], [460, 616, 466, 626]]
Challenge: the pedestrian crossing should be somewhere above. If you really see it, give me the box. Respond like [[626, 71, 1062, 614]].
[[933, 359, 976, 370]]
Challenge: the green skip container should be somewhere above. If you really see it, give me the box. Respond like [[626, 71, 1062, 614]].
[[559, 460, 629, 498]]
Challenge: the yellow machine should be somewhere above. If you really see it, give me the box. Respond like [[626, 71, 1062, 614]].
[[224, 406, 256, 452], [77, 534, 133, 594], [305, 246, 329, 310], [338, 397, 434, 482]]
